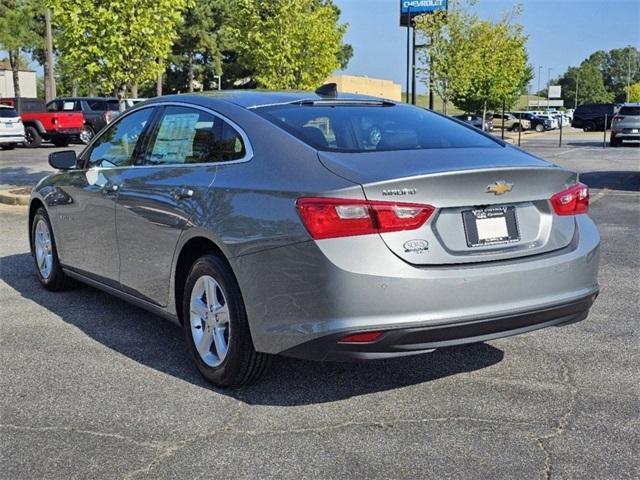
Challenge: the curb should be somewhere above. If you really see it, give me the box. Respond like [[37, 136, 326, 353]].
[[0, 188, 31, 206]]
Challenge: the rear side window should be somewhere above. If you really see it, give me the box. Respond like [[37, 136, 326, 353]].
[[0, 108, 18, 118], [87, 100, 108, 111], [255, 103, 498, 152], [619, 106, 640, 115], [144, 106, 247, 165]]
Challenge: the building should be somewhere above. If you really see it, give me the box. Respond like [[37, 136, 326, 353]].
[[0, 61, 37, 98], [326, 74, 401, 101]]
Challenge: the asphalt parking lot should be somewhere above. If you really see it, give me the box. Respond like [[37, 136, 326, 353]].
[[1, 141, 638, 479]]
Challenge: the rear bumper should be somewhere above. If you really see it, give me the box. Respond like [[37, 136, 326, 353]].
[[43, 128, 83, 139], [281, 292, 598, 361], [612, 131, 640, 140], [0, 135, 25, 143], [232, 215, 600, 358]]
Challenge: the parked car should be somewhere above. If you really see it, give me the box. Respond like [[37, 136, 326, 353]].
[[30, 91, 600, 387], [610, 103, 640, 147], [536, 114, 559, 129], [0, 98, 84, 148], [47, 97, 120, 144], [0, 104, 25, 150], [511, 112, 552, 133], [491, 112, 530, 132], [453, 114, 492, 132], [571, 103, 616, 131]]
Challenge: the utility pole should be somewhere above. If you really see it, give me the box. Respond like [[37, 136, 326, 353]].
[[537, 66, 542, 108], [575, 74, 579, 109], [547, 67, 552, 110], [405, 7, 411, 103], [627, 50, 631, 102], [44, 8, 56, 102]]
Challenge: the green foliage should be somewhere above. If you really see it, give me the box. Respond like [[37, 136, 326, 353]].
[[47, 0, 190, 102], [626, 82, 640, 103], [557, 46, 639, 106], [170, 0, 231, 92], [229, 0, 349, 90], [0, 0, 41, 96], [414, 3, 531, 113]]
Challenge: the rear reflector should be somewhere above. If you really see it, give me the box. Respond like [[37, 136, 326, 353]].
[[338, 331, 384, 344], [550, 182, 589, 216], [296, 197, 435, 240]]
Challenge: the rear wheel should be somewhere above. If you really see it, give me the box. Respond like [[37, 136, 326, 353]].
[[182, 254, 270, 387], [1, 143, 16, 150], [535, 124, 544, 133], [31, 208, 75, 290], [79, 125, 95, 145], [583, 121, 596, 132], [511, 124, 522, 132], [610, 136, 621, 147], [24, 126, 42, 148]]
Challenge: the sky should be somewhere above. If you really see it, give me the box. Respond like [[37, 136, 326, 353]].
[[334, 0, 640, 93]]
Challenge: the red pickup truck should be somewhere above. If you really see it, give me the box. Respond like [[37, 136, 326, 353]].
[[0, 97, 84, 148]]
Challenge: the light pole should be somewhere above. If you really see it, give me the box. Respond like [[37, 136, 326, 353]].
[[575, 73, 579, 109], [627, 50, 632, 102], [547, 67, 552, 110], [538, 66, 542, 108]]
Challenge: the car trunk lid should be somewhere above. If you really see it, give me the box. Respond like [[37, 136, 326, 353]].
[[318, 147, 578, 265]]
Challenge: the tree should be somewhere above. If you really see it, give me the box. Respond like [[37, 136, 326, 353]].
[[171, 1, 231, 93], [229, 0, 349, 90], [558, 62, 614, 106], [0, 0, 40, 98], [415, 4, 530, 119], [48, 0, 190, 109], [585, 46, 640, 102], [625, 82, 640, 103]]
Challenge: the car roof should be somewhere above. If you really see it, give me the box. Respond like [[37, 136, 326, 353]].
[[55, 97, 118, 101], [142, 90, 395, 110], [620, 102, 640, 107]]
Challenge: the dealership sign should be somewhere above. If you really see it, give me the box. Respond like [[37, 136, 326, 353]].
[[400, 0, 447, 26]]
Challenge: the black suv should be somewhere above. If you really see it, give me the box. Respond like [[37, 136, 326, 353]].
[[571, 104, 615, 131], [47, 97, 120, 144], [513, 112, 552, 132]]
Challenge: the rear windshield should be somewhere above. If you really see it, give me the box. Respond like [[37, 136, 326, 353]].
[[0, 108, 18, 118], [87, 99, 120, 111], [619, 106, 640, 116], [254, 103, 498, 152]]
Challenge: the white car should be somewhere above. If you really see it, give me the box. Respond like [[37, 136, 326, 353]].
[[537, 114, 559, 129], [0, 105, 25, 150]]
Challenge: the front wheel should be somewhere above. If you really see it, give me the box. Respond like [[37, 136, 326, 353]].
[[182, 254, 270, 387], [31, 208, 75, 290], [1, 143, 16, 150], [511, 124, 522, 132], [79, 125, 95, 145], [535, 124, 544, 132]]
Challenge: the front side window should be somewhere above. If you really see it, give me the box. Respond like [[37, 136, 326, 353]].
[[143, 106, 247, 165], [87, 108, 153, 168], [255, 103, 498, 152]]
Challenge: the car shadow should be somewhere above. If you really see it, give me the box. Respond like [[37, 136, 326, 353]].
[[1, 252, 504, 406], [580, 171, 640, 192]]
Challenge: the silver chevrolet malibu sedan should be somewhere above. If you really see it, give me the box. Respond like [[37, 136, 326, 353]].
[[29, 89, 600, 387]]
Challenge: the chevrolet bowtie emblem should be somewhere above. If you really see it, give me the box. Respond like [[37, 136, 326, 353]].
[[486, 181, 513, 195]]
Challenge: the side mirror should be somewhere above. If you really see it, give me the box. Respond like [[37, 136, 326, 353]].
[[48, 150, 78, 170]]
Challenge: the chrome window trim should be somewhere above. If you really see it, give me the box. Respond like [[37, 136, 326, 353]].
[[82, 101, 254, 170]]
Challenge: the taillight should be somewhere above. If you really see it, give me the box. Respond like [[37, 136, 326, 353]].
[[296, 197, 435, 240], [613, 115, 624, 122], [550, 182, 589, 216]]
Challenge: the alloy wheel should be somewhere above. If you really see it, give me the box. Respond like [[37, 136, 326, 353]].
[[34, 219, 53, 279], [189, 275, 231, 367]]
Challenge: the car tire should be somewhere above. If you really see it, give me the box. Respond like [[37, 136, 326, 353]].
[[535, 124, 544, 133], [79, 125, 95, 145], [24, 126, 42, 148], [511, 124, 521, 132], [182, 254, 270, 387], [31, 208, 76, 291], [609, 136, 621, 147], [1, 143, 16, 150], [52, 138, 70, 148], [583, 121, 596, 132]]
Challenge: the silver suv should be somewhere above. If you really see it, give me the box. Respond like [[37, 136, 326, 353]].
[[611, 103, 640, 147]]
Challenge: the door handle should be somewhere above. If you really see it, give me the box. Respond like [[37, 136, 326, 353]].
[[101, 183, 120, 195], [171, 187, 194, 201]]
